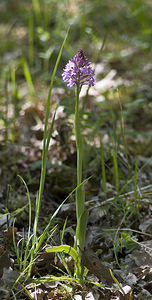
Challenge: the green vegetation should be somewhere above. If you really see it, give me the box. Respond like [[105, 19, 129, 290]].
[[0, 0, 152, 299]]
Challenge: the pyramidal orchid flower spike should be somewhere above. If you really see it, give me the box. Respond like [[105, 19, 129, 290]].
[[62, 49, 95, 89]]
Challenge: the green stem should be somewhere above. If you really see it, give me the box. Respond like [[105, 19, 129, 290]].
[[75, 85, 84, 223], [74, 85, 89, 280]]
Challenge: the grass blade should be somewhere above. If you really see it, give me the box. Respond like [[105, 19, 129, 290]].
[[112, 142, 119, 192], [30, 29, 69, 276], [100, 137, 107, 199], [22, 55, 34, 100], [17, 175, 32, 270]]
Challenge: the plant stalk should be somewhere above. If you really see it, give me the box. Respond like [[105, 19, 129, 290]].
[[75, 85, 84, 224]]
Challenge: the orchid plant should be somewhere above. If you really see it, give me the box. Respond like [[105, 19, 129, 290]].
[[47, 49, 95, 279], [62, 48, 95, 249]]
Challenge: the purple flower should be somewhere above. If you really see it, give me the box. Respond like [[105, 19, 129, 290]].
[[62, 49, 95, 88]]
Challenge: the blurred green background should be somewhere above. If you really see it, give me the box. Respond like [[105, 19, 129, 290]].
[[0, 0, 152, 185]]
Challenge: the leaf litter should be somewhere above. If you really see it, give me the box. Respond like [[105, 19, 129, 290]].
[[1, 87, 152, 299]]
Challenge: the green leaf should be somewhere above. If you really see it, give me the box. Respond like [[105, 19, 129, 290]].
[[46, 245, 81, 276], [76, 209, 88, 252]]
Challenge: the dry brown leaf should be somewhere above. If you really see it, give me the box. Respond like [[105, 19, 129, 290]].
[[82, 249, 113, 285]]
